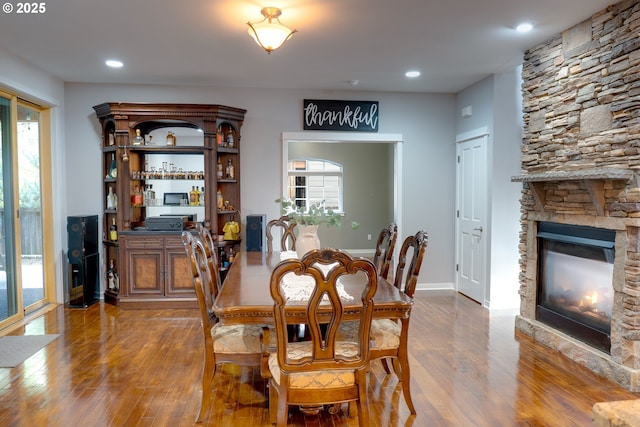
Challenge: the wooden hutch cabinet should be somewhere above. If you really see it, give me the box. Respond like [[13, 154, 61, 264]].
[[93, 103, 245, 308]]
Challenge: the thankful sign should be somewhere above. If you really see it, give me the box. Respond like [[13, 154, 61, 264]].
[[303, 99, 379, 132]]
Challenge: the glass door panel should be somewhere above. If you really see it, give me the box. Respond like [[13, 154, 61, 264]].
[[17, 103, 44, 311], [0, 96, 16, 321]]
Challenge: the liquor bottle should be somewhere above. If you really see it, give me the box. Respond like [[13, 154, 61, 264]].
[[199, 187, 205, 206], [132, 128, 144, 146], [166, 131, 176, 146], [190, 186, 198, 206], [217, 156, 223, 179], [228, 247, 235, 263], [196, 187, 202, 206], [109, 218, 118, 242], [225, 158, 234, 179], [226, 131, 234, 148], [108, 153, 117, 179], [107, 187, 116, 210], [216, 189, 224, 209], [107, 259, 116, 290]]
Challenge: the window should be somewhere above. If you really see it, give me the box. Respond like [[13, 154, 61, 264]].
[[287, 159, 343, 212]]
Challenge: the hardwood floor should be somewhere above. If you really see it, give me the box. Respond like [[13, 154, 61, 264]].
[[0, 290, 637, 426]]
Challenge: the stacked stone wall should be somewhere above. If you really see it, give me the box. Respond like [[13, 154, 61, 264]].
[[517, 0, 640, 390]]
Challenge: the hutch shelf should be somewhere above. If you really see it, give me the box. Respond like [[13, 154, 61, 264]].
[[93, 102, 245, 308]]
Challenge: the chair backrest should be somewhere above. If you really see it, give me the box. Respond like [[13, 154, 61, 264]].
[[372, 223, 398, 280], [182, 231, 217, 325], [392, 230, 429, 298], [195, 223, 222, 297], [269, 249, 377, 373], [266, 215, 297, 252]]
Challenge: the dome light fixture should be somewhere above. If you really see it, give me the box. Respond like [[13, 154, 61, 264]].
[[516, 22, 533, 33], [105, 59, 124, 68], [247, 7, 297, 54]]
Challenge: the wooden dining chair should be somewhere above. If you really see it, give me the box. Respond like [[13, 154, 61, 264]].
[[266, 215, 297, 252], [181, 231, 271, 423], [195, 223, 221, 296], [264, 249, 378, 426], [372, 223, 398, 281], [338, 229, 428, 415]]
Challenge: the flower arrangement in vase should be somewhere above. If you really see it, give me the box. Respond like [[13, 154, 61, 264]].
[[276, 197, 359, 257]]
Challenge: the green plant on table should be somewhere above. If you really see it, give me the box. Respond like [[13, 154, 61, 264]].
[[275, 197, 359, 230]]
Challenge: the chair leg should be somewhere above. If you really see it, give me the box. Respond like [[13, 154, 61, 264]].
[[356, 377, 369, 426], [196, 354, 216, 423], [397, 352, 416, 414], [269, 380, 277, 424], [276, 388, 289, 427]]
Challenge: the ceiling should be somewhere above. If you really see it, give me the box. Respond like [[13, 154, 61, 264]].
[[0, 0, 616, 94]]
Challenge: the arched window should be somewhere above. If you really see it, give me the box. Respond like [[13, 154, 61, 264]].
[[287, 159, 343, 212]]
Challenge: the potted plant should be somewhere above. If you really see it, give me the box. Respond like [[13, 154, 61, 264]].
[[276, 197, 359, 257]]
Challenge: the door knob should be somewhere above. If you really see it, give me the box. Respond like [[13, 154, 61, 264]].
[[474, 226, 483, 233]]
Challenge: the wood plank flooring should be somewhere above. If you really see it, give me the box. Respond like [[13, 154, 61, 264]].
[[0, 290, 638, 426]]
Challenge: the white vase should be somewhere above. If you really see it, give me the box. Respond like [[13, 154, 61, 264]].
[[296, 224, 321, 258]]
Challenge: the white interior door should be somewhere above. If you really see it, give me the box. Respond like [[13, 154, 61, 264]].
[[456, 129, 488, 304]]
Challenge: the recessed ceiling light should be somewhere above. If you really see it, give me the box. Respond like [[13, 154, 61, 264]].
[[405, 70, 421, 78], [516, 22, 533, 33], [105, 59, 124, 68]]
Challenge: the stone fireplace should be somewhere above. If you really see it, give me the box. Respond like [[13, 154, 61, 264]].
[[513, 0, 640, 391]]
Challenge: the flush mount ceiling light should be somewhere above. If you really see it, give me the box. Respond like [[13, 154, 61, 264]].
[[516, 22, 533, 33], [105, 59, 123, 68], [405, 70, 421, 78], [247, 7, 297, 54]]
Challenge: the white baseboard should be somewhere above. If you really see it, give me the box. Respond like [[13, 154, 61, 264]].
[[415, 282, 454, 291]]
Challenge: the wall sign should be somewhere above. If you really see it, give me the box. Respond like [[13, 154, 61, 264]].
[[303, 99, 379, 132]]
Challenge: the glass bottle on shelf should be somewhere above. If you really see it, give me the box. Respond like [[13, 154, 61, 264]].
[[132, 128, 144, 146], [225, 158, 234, 179], [190, 186, 198, 206], [107, 153, 117, 179], [199, 186, 205, 206], [107, 187, 116, 210], [166, 131, 176, 146], [217, 189, 224, 210], [107, 259, 118, 291], [217, 156, 223, 179], [109, 218, 118, 242], [226, 130, 234, 148]]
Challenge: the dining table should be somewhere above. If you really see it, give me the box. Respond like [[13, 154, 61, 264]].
[[212, 250, 413, 325]]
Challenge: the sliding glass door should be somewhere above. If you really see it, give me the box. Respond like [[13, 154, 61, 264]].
[[0, 95, 17, 321], [17, 103, 44, 311], [0, 93, 49, 324]]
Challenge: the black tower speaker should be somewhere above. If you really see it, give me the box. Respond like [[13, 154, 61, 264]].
[[67, 215, 98, 264], [67, 215, 99, 307], [246, 214, 266, 252]]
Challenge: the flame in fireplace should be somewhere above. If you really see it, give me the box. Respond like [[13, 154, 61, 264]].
[[579, 291, 599, 312]]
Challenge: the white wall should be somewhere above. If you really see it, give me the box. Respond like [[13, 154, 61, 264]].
[[0, 47, 67, 303], [455, 67, 523, 310], [64, 83, 458, 290]]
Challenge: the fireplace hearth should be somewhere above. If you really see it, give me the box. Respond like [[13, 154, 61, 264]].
[[536, 222, 614, 353]]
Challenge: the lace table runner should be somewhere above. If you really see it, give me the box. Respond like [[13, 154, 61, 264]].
[[279, 251, 354, 302]]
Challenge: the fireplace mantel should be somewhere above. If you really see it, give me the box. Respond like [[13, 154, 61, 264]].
[[511, 168, 635, 215]]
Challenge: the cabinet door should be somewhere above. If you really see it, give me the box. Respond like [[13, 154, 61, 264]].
[[164, 237, 195, 297], [126, 249, 164, 295]]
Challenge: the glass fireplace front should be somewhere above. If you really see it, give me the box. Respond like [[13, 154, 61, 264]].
[[536, 222, 614, 353]]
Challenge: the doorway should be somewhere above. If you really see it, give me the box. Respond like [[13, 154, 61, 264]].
[[455, 127, 488, 304], [282, 131, 403, 253], [0, 92, 52, 327]]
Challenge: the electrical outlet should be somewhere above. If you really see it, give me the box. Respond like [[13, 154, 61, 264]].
[[367, 234, 372, 241]]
